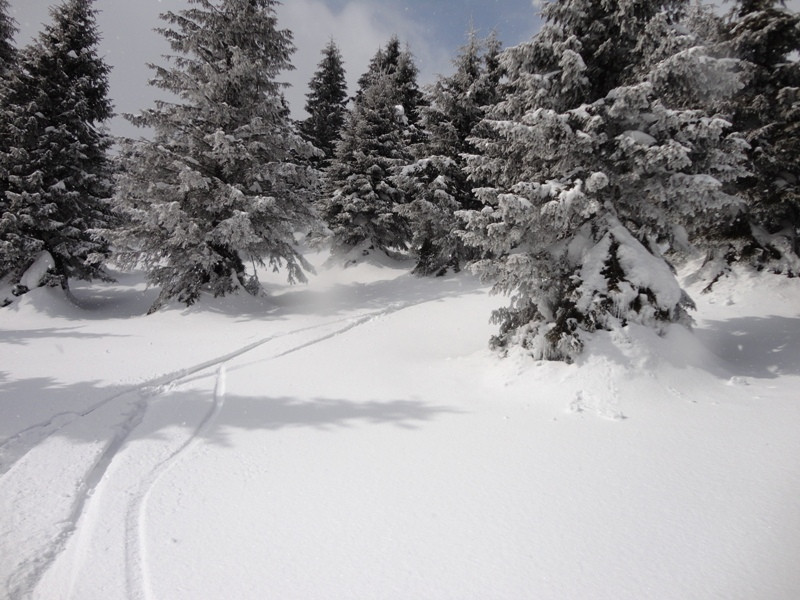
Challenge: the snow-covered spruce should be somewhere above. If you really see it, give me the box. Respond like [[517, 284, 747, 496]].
[[394, 31, 503, 276], [710, 0, 800, 277], [113, 0, 318, 313], [356, 36, 425, 130], [319, 37, 423, 257], [0, 0, 115, 293], [461, 0, 748, 362], [298, 40, 348, 165], [0, 0, 15, 72], [0, 0, 18, 285]]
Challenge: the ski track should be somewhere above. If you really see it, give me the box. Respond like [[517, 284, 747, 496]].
[[130, 365, 228, 600], [12, 296, 430, 599], [4, 396, 148, 600], [127, 301, 412, 598], [4, 317, 349, 599], [0, 309, 392, 478]]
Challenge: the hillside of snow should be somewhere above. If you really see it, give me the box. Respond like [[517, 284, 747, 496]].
[[1, 249, 799, 600]]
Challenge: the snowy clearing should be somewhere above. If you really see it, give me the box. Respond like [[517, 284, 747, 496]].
[[1, 250, 799, 600]]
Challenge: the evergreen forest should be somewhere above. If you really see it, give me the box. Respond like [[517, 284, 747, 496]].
[[1, 0, 798, 362]]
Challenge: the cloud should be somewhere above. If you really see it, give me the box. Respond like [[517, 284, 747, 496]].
[[11, 0, 452, 133], [13, 0, 799, 133], [276, 0, 452, 120]]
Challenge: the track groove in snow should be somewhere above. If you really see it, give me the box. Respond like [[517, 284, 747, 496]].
[[4, 400, 148, 600], [3, 257, 800, 599], [0, 311, 391, 478], [17, 298, 433, 599], [0, 389, 141, 478], [133, 365, 228, 600], [2, 316, 366, 600]]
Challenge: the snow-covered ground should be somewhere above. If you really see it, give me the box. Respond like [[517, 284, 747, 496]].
[[1, 249, 799, 600]]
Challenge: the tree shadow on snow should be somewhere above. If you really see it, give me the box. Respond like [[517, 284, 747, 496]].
[[695, 315, 800, 378], [577, 318, 800, 384], [139, 394, 462, 450], [0, 373, 147, 443], [0, 373, 461, 460], [0, 326, 129, 345], [2, 276, 160, 322]]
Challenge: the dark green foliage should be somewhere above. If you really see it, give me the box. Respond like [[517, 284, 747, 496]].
[[718, 0, 800, 274], [396, 31, 503, 275], [299, 40, 348, 163], [0, 0, 115, 290]]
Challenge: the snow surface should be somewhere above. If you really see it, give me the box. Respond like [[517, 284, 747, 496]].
[[1, 249, 799, 600]]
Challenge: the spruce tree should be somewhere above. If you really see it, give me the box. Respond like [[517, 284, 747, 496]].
[[0, 0, 114, 293], [299, 40, 348, 164], [0, 0, 16, 293], [320, 38, 422, 256], [114, 0, 318, 312], [357, 36, 424, 127], [0, 0, 15, 71], [321, 71, 411, 255], [395, 31, 502, 275], [0, 0, 16, 239], [717, 0, 800, 275], [462, 0, 748, 361]]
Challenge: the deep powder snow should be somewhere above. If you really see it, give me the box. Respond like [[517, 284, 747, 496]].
[[1, 250, 799, 599]]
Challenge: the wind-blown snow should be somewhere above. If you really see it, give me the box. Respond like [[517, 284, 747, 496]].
[[1, 249, 799, 599]]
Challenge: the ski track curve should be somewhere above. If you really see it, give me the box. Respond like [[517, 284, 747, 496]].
[[128, 301, 416, 598], [3, 317, 352, 600], [15, 297, 434, 599], [130, 365, 228, 600], [2, 395, 148, 600], [0, 311, 386, 478], [1, 296, 429, 477]]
